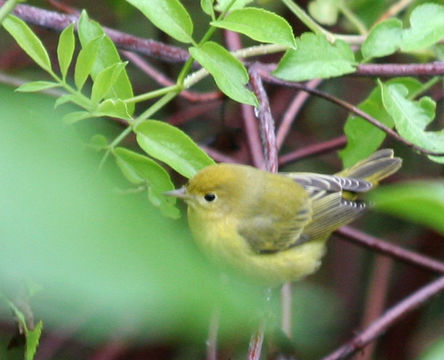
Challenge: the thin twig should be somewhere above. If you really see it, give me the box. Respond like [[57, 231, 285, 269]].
[[279, 136, 347, 166], [280, 282, 292, 339], [377, 0, 415, 22], [247, 322, 265, 360], [249, 63, 278, 172], [168, 101, 222, 126], [206, 308, 220, 360], [336, 227, 444, 274], [276, 78, 322, 150], [121, 51, 221, 103], [321, 275, 444, 360], [356, 256, 392, 360], [258, 67, 444, 157], [356, 63, 444, 77], [200, 145, 238, 163], [242, 103, 265, 168]]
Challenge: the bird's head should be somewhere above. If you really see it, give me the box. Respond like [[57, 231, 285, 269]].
[[165, 164, 251, 218]]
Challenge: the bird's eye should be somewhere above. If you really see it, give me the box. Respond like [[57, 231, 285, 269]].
[[204, 193, 216, 202]]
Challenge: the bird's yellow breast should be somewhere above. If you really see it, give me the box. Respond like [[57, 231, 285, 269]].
[[188, 206, 328, 284]]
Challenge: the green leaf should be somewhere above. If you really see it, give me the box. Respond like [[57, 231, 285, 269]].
[[362, 19, 403, 59], [114, 147, 180, 218], [74, 35, 103, 90], [215, 0, 253, 12], [97, 98, 132, 120], [57, 23, 75, 79], [273, 33, 356, 81], [340, 77, 422, 167], [91, 62, 126, 104], [63, 111, 93, 124], [370, 182, 444, 235], [189, 41, 257, 106], [380, 81, 444, 163], [212, 8, 295, 48], [6, 300, 43, 360], [401, 3, 444, 51], [16, 81, 60, 93], [3, 15, 52, 72], [26, 321, 43, 360], [126, 0, 194, 44], [77, 11, 134, 114], [308, 0, 339, 26], [201, 0, 215, 18], [135, 120, 215, 179]]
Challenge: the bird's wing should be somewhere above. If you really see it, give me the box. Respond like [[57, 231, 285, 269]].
[[237, 172, 372, 254], [288, 173, 372, 193], [288, 173, 370, 241], [237, 195, 312, 254]]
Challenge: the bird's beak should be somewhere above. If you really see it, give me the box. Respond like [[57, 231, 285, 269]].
[[164, 186, 190, 200]]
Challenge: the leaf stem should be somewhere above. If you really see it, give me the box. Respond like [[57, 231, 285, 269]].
[[134, 91, 178, 125], [98, 125, 133, 171], [123, 84, 179, 104], [281, 0, 335, 42], [408, 76, 440, 100]]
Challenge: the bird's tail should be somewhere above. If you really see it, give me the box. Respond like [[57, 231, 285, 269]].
[[337, 149, 402, 185]]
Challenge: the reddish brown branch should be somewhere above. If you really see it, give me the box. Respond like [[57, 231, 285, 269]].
[[249, 63, 278, 172], [4, 1, 189, 63], [356, 62, 444, 77], [356, 256, 392, 360], [242, 103, 265, 169], [247, 323, 265, 360], [321, 275, 444, 360], [276, 78, 322, 150], [257, 66, 444, 157], [279, 136, 347, 165], [200, 145, 238, 163], [336, 226, 444, 274]]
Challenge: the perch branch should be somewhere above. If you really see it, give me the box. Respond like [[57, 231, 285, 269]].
[[321, 275, 444, 360], [336, 226, 444, 274]]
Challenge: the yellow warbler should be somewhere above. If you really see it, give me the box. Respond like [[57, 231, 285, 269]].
[[166, 149, 401, 284]]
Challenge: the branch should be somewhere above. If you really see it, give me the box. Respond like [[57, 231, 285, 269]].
[[336, 226, 444, 275], [276, 78, 323, 150], [279, 135, 347, 166], [377, 0, 415, 22], [357, 256, 392, 360], [257, 66, 444, 157], [3, 1, 189, 63], [200, 145, 238, 164], [249, 63, 278, 172], [356, 63, 444, 77], [247, 323, 265, 360], [321, 275, 444, 360]]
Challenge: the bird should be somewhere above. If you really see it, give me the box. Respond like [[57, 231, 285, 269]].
[[165, 149, 402, 284]]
